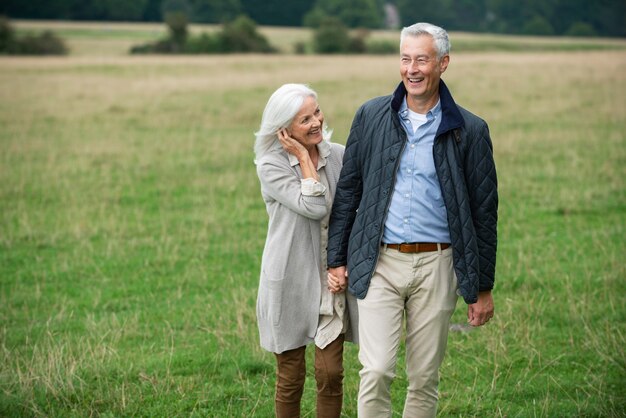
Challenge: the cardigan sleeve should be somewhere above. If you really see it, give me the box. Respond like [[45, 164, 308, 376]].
[[257, 157, 328, 221]]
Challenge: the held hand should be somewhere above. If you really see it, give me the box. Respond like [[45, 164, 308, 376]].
[[277, 128, 307, 159], [327, 266, 348, 294], [467, 290, 494, 327]]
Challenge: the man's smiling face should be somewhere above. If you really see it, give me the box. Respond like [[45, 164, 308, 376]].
[[400, 34, 449, 112]]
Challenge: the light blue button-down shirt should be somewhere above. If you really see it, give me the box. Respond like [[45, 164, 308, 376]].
[[382, 97, 451, 244]]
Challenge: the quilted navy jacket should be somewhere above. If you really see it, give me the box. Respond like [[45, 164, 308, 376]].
[[327, 80, 498, 304]]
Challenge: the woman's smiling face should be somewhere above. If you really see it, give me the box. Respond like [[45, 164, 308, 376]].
[[287, 96, 324, 150]]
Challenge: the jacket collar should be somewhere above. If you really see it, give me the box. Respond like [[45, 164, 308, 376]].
[[391, 79, 464, 136]]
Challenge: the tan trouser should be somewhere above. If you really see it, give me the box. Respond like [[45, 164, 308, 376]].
[[274, 334, 345, 418], [357, 246, 458, 418]]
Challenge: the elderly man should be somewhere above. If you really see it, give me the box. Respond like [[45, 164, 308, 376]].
[[327, 22, 498, 417]]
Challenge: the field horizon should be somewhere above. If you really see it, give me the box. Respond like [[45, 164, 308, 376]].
[[1, 21, 625, 417], [10, 18, 626, 57]]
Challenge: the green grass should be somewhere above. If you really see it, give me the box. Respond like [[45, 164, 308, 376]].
[[1, 23, 625, 417]]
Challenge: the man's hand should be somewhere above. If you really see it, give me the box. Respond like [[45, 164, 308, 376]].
[[327, 266, 347, 294], [467, 290, 494, 327]]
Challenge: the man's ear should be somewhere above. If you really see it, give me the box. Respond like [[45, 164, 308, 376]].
[[440, 55, 450, 73]]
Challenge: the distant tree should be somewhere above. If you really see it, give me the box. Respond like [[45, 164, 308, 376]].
[[486, 0, 556, 34], [451, 0, 489, 31], [0, 16, 67, 55], [166, 12, 189, 50], [396, 0, 456, 29], [0, 16, 14, 51], [565, 22, 596, 37], [130, 13, 277, 54], [63, 0, 149, 21], [162, 0, 190, 51], [190, 0, 242, 23], [313, 16, 351, 52], [217, 15, 276, 52], [302, 7, 327, 28], [102, 0, 148, 20], [0, 0, 74, 20], [575, 0, 625, 37], [312, 16, 379, 53], [240, 0, 316, 26], [522, 15, 555, 35], [548, 0, 586, 34], [16, 30, 68, 54], [1, 0, 625, 37], [162, 0, 191, 15], [143, 0, 163, 21], [305, 0, 384, 28]]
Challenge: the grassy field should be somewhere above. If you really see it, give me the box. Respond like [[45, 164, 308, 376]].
[[1, 22, 625, 417]]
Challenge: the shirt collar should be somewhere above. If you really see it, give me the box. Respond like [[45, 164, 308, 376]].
[[399, 96, 442, 121], [288, 139, 331, 169]]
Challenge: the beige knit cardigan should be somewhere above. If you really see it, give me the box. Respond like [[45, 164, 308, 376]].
[[255, 140, 358, 354]]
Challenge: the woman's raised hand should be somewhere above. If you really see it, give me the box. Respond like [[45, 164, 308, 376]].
[[277, 129, 307, 158]]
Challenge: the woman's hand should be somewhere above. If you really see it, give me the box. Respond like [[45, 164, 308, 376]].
[[277, 128, 318, 181], [327, 270, 347, 294], [278, 129, 307, 159]]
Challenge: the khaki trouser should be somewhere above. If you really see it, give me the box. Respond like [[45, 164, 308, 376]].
[[274, 334, 345, 418], [357, 246, 458, 418]]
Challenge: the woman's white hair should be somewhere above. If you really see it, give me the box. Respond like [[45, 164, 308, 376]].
[[254, 83, 332, 160], [400, 22, 450, 59]]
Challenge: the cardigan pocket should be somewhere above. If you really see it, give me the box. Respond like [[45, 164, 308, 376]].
[[259, 270, 284, 327]]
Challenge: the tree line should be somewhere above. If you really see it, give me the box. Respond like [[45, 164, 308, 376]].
[[1, 0, 624, 37]]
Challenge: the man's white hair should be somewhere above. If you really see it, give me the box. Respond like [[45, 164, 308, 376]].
[[400, 22, 450, 59]]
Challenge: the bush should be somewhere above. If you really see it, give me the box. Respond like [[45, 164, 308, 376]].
[[522, 16, 555, 36], [0, 16, 14, 51], [303, 8, 327, 28], [0, 16, 67, 55], [348, 28, 369, 54], [293, 41, 307, 54], [313, 18, 382, 54], [130, 14, 276, 54], [184, 33, 221, 53], [217, 15, 276, 53], [164, 11, 188, 51], [15, 31, 67, 54], [130, 37, 181, 53], [366, 40, 398, 54], [565, 22, 597, 37], [313, 17, 351, 53]]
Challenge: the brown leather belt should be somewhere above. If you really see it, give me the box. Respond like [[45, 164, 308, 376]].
[[384, 243, 450, 253]]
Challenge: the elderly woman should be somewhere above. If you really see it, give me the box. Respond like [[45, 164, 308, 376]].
[[254, 84, 358, 418]]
